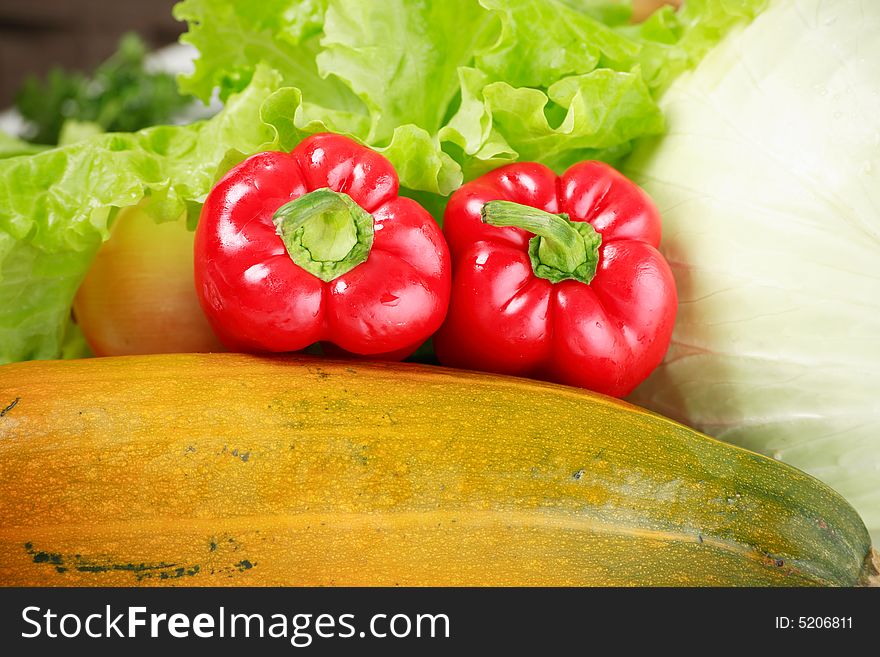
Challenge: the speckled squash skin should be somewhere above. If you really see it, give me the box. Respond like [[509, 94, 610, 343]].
[[0, 354, 874, 586]]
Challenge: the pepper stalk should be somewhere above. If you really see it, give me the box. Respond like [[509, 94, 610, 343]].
[[273, 188, 375, 282], [481, 200, 602, 285]]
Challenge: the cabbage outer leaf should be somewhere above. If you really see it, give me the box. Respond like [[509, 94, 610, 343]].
[[626, 0, 880, 541]]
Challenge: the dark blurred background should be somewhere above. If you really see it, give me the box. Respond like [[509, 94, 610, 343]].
[[0, 0, 182, 107]]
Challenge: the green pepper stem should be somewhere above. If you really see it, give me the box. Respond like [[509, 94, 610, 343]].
[[481, 200, 602, 285], [273, 188, 374, 282]]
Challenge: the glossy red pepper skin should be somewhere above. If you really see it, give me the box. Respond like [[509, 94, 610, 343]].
[[194, 134, 450, 359], [434, 161, 677, 397]]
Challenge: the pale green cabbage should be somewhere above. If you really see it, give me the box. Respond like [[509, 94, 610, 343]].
[[625, 0, 880, 539]]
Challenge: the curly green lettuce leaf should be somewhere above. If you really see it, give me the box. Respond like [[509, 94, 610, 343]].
[[175, 0, 764, 195], [177, 0, 494, 195], [317, 0, 496, 142], [442, 0, 766, 175], [174, 0, 365, 128], [476, 0, 640, 89], [442, 64, 663, 179], [0, 66, 285, 363], [258, 85, 463, 196], [377, 126, 463, 198]]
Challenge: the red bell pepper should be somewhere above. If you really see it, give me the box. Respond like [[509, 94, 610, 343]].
[[194, 133, 451, 359], [434, 161, 677, 397]]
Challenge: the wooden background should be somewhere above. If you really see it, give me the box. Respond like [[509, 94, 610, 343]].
[[0, 0, 183, 107]]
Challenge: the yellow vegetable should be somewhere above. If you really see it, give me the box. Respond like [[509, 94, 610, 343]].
[[73, 205, 223, 356], [0, 354, 874, 586]]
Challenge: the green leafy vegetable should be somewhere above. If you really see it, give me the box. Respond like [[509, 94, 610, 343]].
[[15, 33, 193, 145], [475, 0, 639, 88], [624, 0, 880, 540], [317, 0, 497, 142], [176, 0, 763, 195], [174, 0, 361, 119]]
